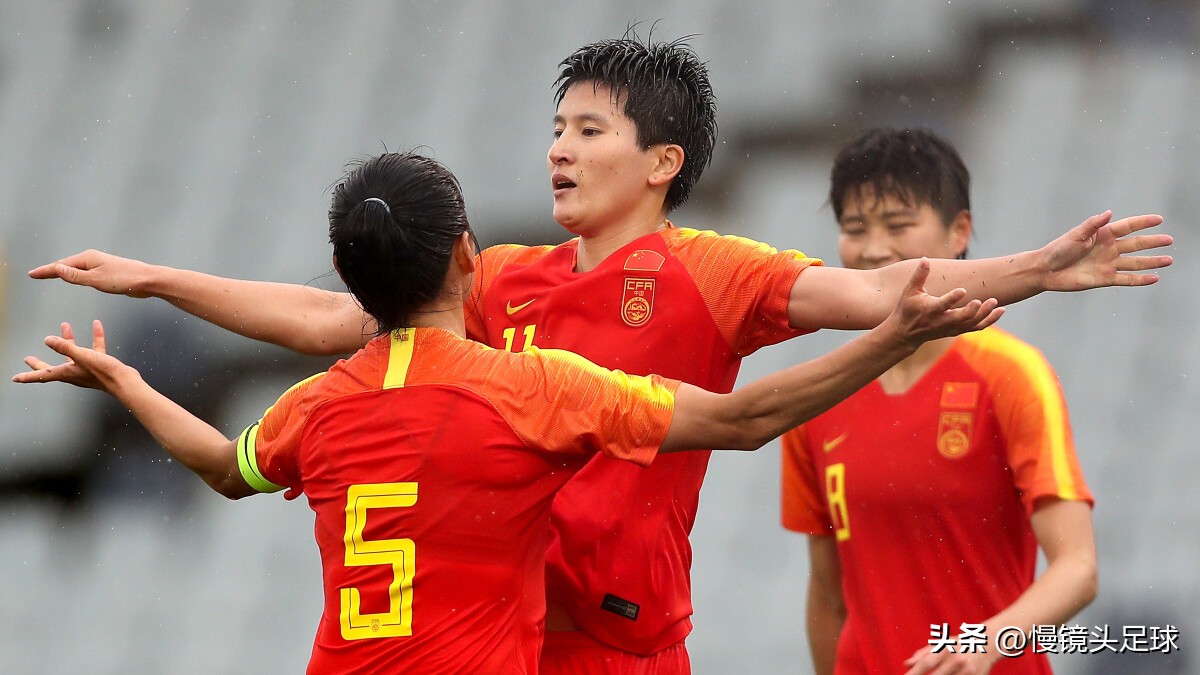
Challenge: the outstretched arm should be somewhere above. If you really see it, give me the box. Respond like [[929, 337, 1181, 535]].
[[29, 250, 372, 355], [13, 321, 255, 499], [788, 212, 1173, 331], [901, 499, 1096, 675], [663, 259, 1004, 452]]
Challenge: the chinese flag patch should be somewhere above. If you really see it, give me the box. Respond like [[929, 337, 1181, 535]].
[[940, 382, 979, 409], [623, 249, 666, 272]]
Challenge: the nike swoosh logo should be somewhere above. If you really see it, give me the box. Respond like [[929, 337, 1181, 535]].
[[506, 299, 535, 315], [823, 433, 849, 453]]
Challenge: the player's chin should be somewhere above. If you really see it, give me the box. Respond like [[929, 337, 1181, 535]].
[[551, 205, 587, 234]]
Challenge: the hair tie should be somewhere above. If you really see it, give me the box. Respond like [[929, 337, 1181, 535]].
[[363, 197, 391, 214]]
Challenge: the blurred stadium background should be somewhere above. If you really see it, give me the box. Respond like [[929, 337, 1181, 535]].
[[1, 1, 1196, 672]]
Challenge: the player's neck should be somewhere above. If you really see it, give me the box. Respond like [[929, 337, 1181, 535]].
[[574, 215, 669, 273], [878, 337, 957, 395], [406, 300, 467, 337]]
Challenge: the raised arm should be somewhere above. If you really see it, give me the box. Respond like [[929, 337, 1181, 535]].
[[29, 250, 372, 355], [13, 320, 255, 499], [788, 211, 1173, 331], [663, 259, 1003, 452]]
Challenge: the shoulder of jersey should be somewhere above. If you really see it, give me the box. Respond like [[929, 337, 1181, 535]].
[[280, 371, 331, 403], [482, 242, 560, 263], [660, 226, 711, 244], [661, 226, 783, 256], [657, 226, 723, 259], [956, 327, 1053, 377], [411, 330, 520, 377]]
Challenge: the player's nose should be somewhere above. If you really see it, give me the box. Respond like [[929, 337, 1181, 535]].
[[861, 229, 894, 264], [548, 135, 572, 167]]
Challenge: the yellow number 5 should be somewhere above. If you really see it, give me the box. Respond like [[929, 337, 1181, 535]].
[[340, 482, 418, 640], [825, 464, 851, 542]]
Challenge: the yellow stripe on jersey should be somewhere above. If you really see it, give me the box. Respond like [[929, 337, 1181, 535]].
[[964, 330, 1078, 500], [536, 346, 676, 411], [1027, 359, 1076, 501], [263, 372, 326, 418], [383, 328, 416, 389], [237, 421, 285, 494], [670, 226, 815, 261]]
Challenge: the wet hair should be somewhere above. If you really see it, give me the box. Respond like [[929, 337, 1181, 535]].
[[328, 152, 472, 334], [555, 32, 717, 212], [830, 128, 971, 229]]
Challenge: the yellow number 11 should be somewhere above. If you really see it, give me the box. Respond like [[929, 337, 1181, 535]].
[[503, 324, 536, 352], [340, 482, 418, 640]]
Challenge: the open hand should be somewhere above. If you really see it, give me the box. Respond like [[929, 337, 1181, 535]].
[[888, 259, 1004, 348], [12, 320, 134, 393], [1041, 211, 1173, 291]]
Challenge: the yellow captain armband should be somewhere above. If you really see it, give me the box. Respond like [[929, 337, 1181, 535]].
[[236, 422, 286, 494]]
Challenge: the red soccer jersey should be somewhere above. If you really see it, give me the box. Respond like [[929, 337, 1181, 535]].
[[781, 328, 1094, 674], [467, 224, 820, 654], [236, 327, 679, 674]]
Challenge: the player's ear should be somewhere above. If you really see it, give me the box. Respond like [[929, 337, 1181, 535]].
[[647, 144, 685, 188], [452, 232, 476, 275], [332, 254, 348, 285], [949, 210, 972, 259]]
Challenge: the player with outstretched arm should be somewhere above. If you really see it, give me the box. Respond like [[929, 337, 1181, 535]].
[[29, 37, 1171, 674], [17, 151, 1002, 673]]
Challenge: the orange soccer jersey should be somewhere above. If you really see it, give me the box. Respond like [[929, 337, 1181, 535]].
[[236, 327, 679, 674], [781, 327, 1094, 674], [466, 224, 820, 655]]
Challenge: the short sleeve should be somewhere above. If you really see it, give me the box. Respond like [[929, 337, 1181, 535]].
[[499, 347, 680, 466], [236, 373, 326, 499], [664, 228, 822, 356], [780, 426, 834, 534], [968, 334, 1094, 515]]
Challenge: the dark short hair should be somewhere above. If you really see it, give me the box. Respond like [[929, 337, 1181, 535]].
[[829, 127, 970, 227], [328, 152, 472, 334], [555, 34, 717, 212]]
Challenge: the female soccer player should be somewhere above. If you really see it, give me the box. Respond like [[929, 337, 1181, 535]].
[[28, 36, 1171, 675], [782, 128, 1098, 675], [17, 151, 1002, 674]]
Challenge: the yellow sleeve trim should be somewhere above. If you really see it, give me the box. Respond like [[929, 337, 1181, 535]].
[[963, 330, 1078, 500], [537, 346, 676, 410], [236, 422, 285, 494], [1023, 352, 1077, 501]]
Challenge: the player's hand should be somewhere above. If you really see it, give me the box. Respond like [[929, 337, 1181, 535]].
[[887, 258, 1004, 348], [903, 643, 1000, 675], [28, 250, 154, 298], [12, 320, 136, 393], [1040, 211, 1173, 291]]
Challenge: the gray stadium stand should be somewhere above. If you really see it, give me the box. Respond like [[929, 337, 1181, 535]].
[[0, 1, 1195, 672]]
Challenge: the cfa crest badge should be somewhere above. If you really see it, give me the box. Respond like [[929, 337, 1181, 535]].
[[622, 277, 655, 327], [937, 412, 973, 459]]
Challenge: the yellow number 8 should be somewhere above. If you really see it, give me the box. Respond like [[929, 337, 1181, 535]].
[[340, 482, 418, 640], [825, 463, 851, 542]]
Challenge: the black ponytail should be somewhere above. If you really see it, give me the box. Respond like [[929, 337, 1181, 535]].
[[329, 153, 471, 333]]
